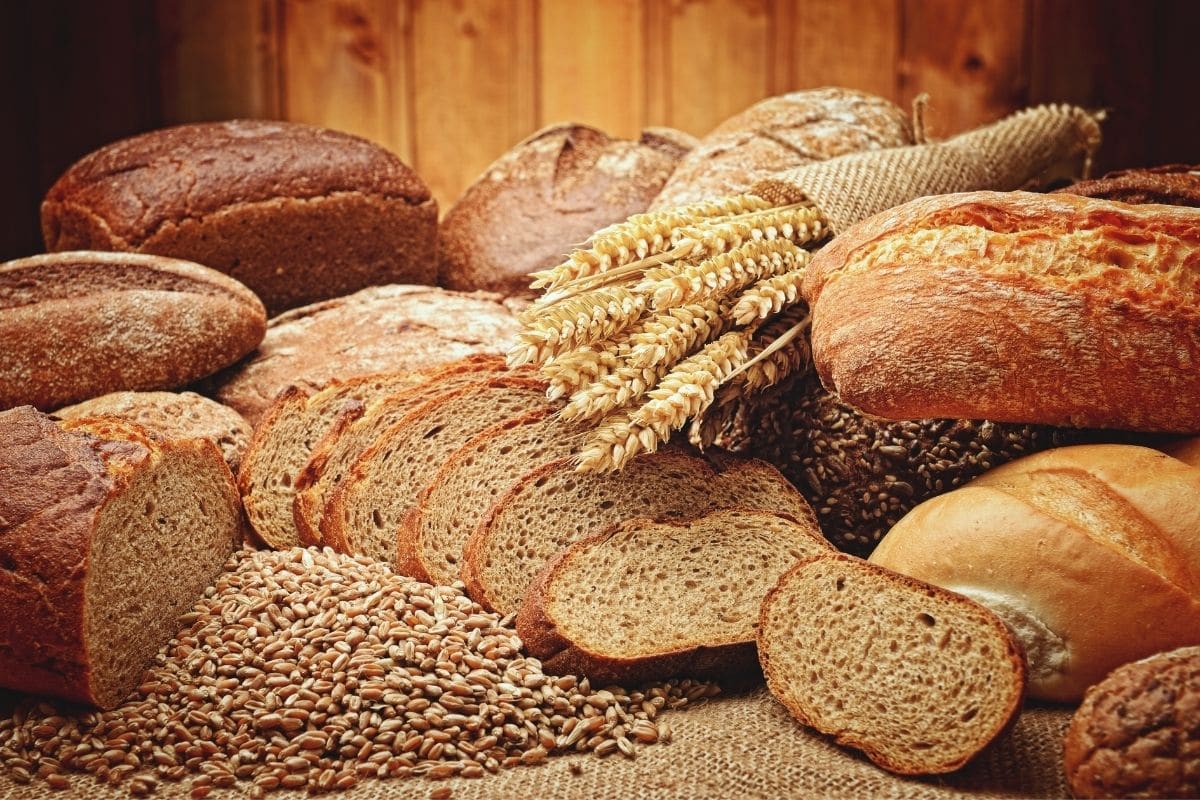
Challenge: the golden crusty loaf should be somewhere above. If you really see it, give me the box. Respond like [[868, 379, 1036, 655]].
[[1063, 646, 1200, 799], [870, 444, 1200, 702], [517, 510, 831, 684], [1, 251, 265, 412], [41, 120, 438, 315], [439, 123, 696, 297], [0, 407, 242, 709], [803, 191, 1200, 432], [758, 553, 1026, 775]]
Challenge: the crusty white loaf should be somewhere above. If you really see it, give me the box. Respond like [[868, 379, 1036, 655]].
[[802, 191, 1200, 432], [869, 444, 1200, 702]]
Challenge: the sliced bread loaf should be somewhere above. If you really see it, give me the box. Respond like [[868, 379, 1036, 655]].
[[0, 407, 242, 708], [758, 553, 1026, 775], [291, 359, 516, 545], [462, 451, 814, 614], [516, 510, 832, 684], [320, 378, 551, 565], [397, 409, 586, 584]]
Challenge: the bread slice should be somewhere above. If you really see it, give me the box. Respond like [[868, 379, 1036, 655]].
[[0, 407, 242, 708], [291, 360, 517, 546], [397, 409, 586, 584], [462, 451, 815, 614], [320, 378, 550, 565], [516, 510, 832, 684], [758, 553, 1026, 775]]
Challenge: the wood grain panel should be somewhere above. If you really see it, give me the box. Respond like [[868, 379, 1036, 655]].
[[157, 0, 282, 123], [411, 0, 537, 211], [281, 0, 411, 160], [540, 0, 645, 139], [898, 0, 1030, 138], [774, 0, 899, 100]]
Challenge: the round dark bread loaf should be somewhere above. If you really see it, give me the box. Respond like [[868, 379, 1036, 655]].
[[439, 123, 697, 297], [1056, 163, 1200, 207], [0, 251, 266, 412], [1063, 646, 1200, 799], [41, 120, 439, 314]]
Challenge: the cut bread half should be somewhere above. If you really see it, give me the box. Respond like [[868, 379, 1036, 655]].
[[291, 359, 516, 545], [462, 451, 815, 614], [320, 377, 550, 566], [516, 510, 833, 684], [398, 409, 587, 584], [758, 553, 1026, 775]]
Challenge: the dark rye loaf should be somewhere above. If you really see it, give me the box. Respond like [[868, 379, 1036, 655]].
[[41, 120, 439, 315]]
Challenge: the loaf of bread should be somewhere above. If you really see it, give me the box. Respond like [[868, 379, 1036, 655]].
[[870, 444, 1200, 702], [517, 510, 831, 684], [0, 407, 242, 708], [52, 391, 251, 473], [439, 123, 696, 297], [1063, 646, 1200, 799], [759, 553, 1026, 775], [803, 191, 1200, 432], [41, 120, 438, 315], [649, 88, 914, 211], [1, 251, 266, 412], [206, 285, 520, 426], [1057, 163, 1200, 207]]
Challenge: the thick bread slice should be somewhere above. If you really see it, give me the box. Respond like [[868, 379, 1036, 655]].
[[516, 510, 832, 684], [397, 409, 586, 584], [320, 378, 550, 566], [291, 359, 516, 546], [462, 451, 815, 614], [0, 407, 242, 708], [758, 553, 1026, 775]]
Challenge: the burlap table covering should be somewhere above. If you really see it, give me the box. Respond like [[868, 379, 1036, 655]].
[[0, 685, 1072, 799]]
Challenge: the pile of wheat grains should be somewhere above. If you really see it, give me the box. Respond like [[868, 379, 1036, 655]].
[[0, 547, 717, 797]]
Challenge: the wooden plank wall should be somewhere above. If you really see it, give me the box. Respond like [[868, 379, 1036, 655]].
[[3, 0, 1198, 261]]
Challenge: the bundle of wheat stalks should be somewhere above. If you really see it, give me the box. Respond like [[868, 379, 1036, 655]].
[[508, 194, 828, 471]]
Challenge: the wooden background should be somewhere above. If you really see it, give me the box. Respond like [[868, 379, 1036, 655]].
[[2, 0, 1197, 262]]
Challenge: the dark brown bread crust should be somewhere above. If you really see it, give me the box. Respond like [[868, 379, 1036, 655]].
[[0, 251, 266, 411], [438, 123, 696, 297], [803, 191, 1200, 432], [41, 120, 438, 314], [1057, 164, 1200, 207], [1063, 646, 1200, 799]]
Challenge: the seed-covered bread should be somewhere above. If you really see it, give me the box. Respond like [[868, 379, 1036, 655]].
[[1056, 163, 1200, 207], [52, 390, 251, 473], [1063, 646, 1200, 799], [462, 451, 815, 614], [321, 378, 550, 565], [291, 359, 516, 546], [517, 510, 832, 684], [397, 409, 586, 585], [0, 407, 242, 709], [758, 553, 1026, 775]]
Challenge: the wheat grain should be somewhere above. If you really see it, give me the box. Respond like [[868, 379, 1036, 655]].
[[509, 288, 646, 368], [639, 239, 803, 310], [723, 307, 812, 392], [631, 331, 751, 436], [625, 300, 727, 369], [730, 261, 811, 325], [574, 411, 665, 473], [559, 360, 673, 422]]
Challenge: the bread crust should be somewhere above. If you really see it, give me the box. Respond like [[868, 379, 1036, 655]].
[[0, 251, 266, 411], [803, 191, 1200, 432], [1057, 163, 1200, 207]]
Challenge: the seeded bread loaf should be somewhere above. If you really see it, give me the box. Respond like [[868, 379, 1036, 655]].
[[870, 444, 1200, 702], [1063, 646, 1200, 799], [52, 391, 251, 473], [759, 553, 1026, 775], [0, 407, 242, 708], [320, 378, 551, 565], [439, 124, 696, 297], [207, 285, 520, 426], [517, 510, 831, 684], [397, 409, 586, 585], [1057, 163, 1200, 207], [803, 191, 1200, 432], [649, 88, 914, 211], [41, 120, 438, 315], [461, 451, 815, 614], [1, 251, 265, 412]]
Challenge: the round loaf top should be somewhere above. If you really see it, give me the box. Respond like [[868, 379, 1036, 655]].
[[43, 120, 431, 247]]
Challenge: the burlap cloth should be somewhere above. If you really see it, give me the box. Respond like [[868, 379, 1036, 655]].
[[0, 686, 1072, 799]]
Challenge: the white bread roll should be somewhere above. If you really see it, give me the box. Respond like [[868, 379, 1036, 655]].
[[869, 444, 1200, 703]]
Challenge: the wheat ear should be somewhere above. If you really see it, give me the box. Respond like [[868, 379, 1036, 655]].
[[730, 261, 811, 325], [575, 411, 662, 473]]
